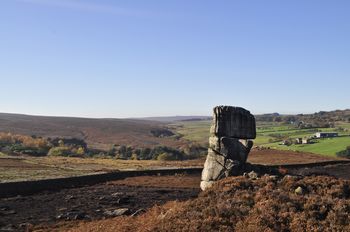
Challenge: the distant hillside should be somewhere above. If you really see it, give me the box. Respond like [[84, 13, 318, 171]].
[[0, 113, 186, 150], [256, 109, 350, 125], [142, 109, 350, 123], [1, 109, 348, 151], [138, 116, 211, 122]]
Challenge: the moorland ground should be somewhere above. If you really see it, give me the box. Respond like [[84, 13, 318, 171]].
[[0, 149, 344, 183], [4, 162, 350, 232], [1, 111, 350, 231]]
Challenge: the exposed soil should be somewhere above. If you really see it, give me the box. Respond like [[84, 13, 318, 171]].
[[287, 163, 350, 179], [248, 148, 344, 165], [0, 174, 201, 232], [108, 174, 201, 189]]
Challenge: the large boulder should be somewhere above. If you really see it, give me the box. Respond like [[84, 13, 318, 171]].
[[201, 106, 256, 191], [210, 106, 256, 139]]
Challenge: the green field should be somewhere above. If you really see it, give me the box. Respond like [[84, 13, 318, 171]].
[[172, 121, 211, 145], [265, 136, 350, 156], [173, 120, 350, 157]]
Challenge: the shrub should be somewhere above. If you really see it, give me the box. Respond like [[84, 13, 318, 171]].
[[337, 146, 350, 159], [157, 153, 176, 161], [150, 146, 184, 160], [150, 129, 175, 137], [47, 146, 83, 157]]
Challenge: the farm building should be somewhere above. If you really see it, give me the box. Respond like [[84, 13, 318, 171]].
[[295, 138, 302, 144], [315, 132, 338, 138]]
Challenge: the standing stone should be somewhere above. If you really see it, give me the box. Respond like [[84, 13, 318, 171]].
[[210, 106, 256, 139], [201, 106, 256, 191]]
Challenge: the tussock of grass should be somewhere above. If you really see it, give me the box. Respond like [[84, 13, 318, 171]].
[[69, 175, 350, 232]]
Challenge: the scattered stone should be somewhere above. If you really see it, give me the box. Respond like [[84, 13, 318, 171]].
[[248, 171, 258, 180], [295, 186, 304, 195], [131, 208, 145, 217], [111, 192, 123, 197], [18, 223, 33, 231], [56, 210, 87, 220], [103, 208, 129, 217], [65, 195, 75, 201], [266, 175, 278, 181]]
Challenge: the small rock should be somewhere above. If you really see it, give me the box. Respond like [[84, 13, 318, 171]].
[[248, 171, 258, 180], [131, 209, 145, 217], [103, 208, 129, 217], [269, 175, 278, 181], [56, 211, 87, 221], [111, 192, 123, 197], [65, 195, 75, 201], [18, 223, 33, 231], [295, 186, 304, 195]]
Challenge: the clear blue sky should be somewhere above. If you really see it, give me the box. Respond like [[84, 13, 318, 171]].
[[0, 0, 349, 118]]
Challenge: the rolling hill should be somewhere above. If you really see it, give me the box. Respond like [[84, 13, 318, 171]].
[[0, 113, 186, 150]]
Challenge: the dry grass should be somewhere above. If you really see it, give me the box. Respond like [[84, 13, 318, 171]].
[[67, 175, 350, 232], [0, 156, 204, 182], [1, 148, 343, 182]]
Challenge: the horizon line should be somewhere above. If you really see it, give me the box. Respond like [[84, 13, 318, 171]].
[[0, 108, 349, 120]]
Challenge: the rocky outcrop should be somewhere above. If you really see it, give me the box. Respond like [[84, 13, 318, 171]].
[[201, 106, 256, 191], [210, 106, 256, 139]]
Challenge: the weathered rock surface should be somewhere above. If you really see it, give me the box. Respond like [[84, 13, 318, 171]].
[[210, 106, 256, 139], [201, 106, 256, 191]]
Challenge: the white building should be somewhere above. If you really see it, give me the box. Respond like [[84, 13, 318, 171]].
[[315, 132, 338, 138]]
